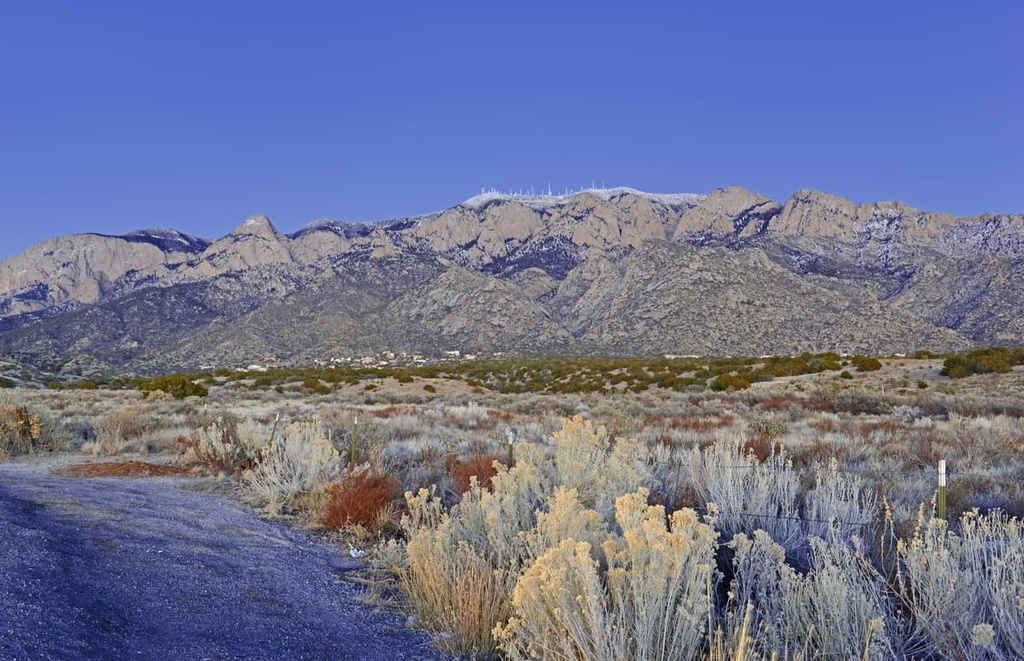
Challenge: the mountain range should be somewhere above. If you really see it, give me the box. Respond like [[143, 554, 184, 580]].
[[1, 186, 1021, 376]]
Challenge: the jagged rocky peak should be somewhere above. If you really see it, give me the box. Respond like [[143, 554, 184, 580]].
[[0, 230, 190, 314], [412, 198, 544, 261], [423, 187, 708, 258], [772, 189, 964, 246], [229, 214, 279, 238], [195, 214, 291, 273], [674, 186, 782, 239]]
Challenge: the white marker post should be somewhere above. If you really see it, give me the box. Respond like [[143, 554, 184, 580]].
[[938, 459, 947, 520], [350, 417, 359, 470]]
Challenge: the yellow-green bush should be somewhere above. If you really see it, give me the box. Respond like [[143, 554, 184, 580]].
[[495, 489, 718, 661], [402, 525, 517, 658], [397, 417, 654, 658], [551, 416, 652, 518], [852, 355, 883, 372]]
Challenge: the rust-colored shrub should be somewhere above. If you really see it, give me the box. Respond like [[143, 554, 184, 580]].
[[876, 419, 904, 434], [669, 416, 717, 433], [789, 438, 850, 467], [757, 396, 793, 412], [374, 405, 401, 419], [449, 453, 503, 495], [487, 409, 514, 424], [322, 469, 399, 530], [802, 398, 837, 413], [742, 435, 783, 463], [814, 417, 838, 433]]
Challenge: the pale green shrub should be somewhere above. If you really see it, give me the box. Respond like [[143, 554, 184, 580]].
[[747, 415, 788, 441], [691, 436, 878, 566], [690, 435, 804, 556], [445, 401, 490, 428], [495, 489, 718, 661], [804, 460, 879, 546], [782, 539, 893, 657], [377, 413, 433, 442], [449, 459, 553, 566], [725, 530, 789, 651], [898, 508, 1024, 658], [729, 531, 894, 658], [890, 404, 924, 423], [243, 420, 342, 514]]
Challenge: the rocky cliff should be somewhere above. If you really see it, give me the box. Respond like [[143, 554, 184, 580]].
[[0, 186, 1019, 373]]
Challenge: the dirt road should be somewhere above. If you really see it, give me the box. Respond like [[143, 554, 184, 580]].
[[0, 457, 449, 660]]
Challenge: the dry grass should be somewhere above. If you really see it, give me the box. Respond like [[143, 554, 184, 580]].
[[400, 487, 518, 659], [88, 404, 153, 456]]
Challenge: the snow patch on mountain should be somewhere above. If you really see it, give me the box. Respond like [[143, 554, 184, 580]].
[[117, 229, 211, 253], [460, 187, 705, 211]]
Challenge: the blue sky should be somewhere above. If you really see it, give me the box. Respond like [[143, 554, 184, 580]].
[[1, 1, 1021, 261]]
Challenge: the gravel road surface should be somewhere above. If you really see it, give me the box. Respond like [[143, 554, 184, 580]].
[[0, 456, 450, 660]]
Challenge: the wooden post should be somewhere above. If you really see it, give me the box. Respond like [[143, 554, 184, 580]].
[[938, 459, 947, 520], [350, 417, 358, 469], [505, 429, 514, 467], [269, 412, 280, 445]]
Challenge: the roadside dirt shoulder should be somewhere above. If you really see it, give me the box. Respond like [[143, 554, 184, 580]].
[[0, 455, 450, 660]]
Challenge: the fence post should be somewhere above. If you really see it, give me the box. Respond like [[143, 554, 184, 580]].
[[938, 459, 947, 520], [269, 412, 280, 445], [350, 417, 359, 470], [505, 429, 514, 467]]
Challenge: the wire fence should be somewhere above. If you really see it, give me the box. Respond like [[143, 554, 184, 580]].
[[349, 417, 1023, 527], [644, 454, 1024, 481], [633, 452, 1021, 529]]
